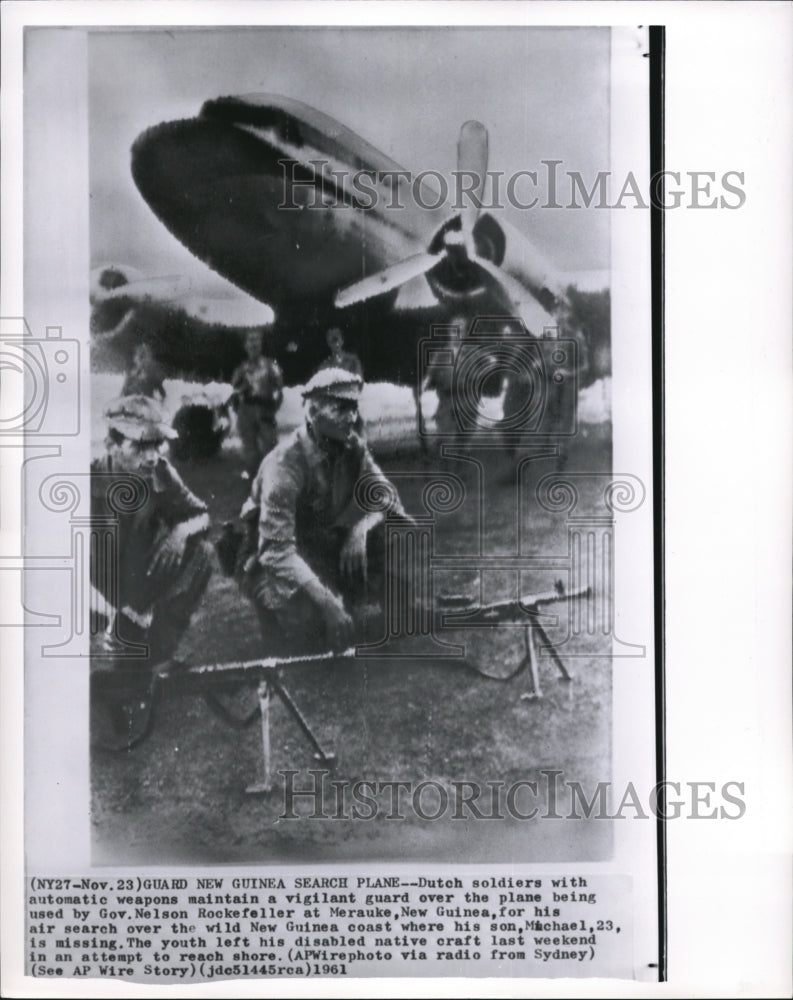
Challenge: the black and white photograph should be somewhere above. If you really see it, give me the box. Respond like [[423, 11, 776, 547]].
[[80, 24, 626, 868], [3, 2, 791, 996]]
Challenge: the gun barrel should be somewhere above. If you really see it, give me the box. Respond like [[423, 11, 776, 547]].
[[157, 646, 357, 691], [158, 586, 590, 688], [439, 585, 591, 617]]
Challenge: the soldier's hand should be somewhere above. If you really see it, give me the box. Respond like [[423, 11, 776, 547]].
[[319, 592, 354, 651], [250, 570, 272, 606], [340, 521, 369, 582], [302, 578, 353, 651], [149, 527, 187, 579]]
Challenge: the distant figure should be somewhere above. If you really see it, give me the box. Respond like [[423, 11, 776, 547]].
[[501, 322, 532, 454], [230, 327, 284, 477], [318, 328, 366, 438], [121, 342, 166, 402], [318, 327, 363, 379], [501, 324, 574, 467], [421, 321, 464, 446]]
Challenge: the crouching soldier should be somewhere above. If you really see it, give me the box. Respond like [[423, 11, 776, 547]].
[[92, 395, 213, 666], [238, 368, 411, 655]]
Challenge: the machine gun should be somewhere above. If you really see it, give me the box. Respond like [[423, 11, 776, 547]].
[[437, 581, 590, 689], [91, 582, 590, 792]]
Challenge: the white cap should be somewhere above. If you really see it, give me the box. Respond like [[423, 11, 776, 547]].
[[302, 367, 363, 401], [104, 394, 178, 443]]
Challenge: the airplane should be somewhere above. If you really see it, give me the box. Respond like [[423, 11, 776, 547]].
[[118, 93, 567, 390]]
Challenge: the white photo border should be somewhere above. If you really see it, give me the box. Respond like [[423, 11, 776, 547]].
[[2, 2, 791, 999]]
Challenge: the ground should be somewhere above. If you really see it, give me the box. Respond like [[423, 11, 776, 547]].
[[91, 425, 614, 865]]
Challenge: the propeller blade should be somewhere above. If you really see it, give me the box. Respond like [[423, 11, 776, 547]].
[[334, 252, 443, 308], [473, 255, 557, 335], [457, 121, 489, 247], [494, 215, 566, 300]]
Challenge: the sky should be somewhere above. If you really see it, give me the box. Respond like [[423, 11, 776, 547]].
[[83, 26, 612, 298]]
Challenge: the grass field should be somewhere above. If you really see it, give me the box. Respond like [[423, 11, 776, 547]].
[[91, 394, 614, 865]]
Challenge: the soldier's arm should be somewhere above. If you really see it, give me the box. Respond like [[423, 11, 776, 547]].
[[255, 453, 327, 602], [253, 449, 353, 643], [90, 456, 109, 513], [332, 445, 406, 536], [153, 370, 166, 402], [156, 459, 210, 537], [269, 361, 284, 410]]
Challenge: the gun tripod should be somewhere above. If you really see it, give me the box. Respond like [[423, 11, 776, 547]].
[[241, 665, 336, 795], [159, 648, 349, 795], [437, 583, 587, 693], [517, 617, 573, 698]]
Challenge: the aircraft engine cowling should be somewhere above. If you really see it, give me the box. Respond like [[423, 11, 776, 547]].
[[424, 213, 506, 304]]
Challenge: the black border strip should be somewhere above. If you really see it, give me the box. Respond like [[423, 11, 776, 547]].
[[649, 24, 667, 984]]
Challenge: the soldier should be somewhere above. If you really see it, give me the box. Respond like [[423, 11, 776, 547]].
[[121, 341, 166, 402], [501, 322, 576, 468], [421, 320, 464, 445], [318, 326, 363, 379], [238, 368, 410, 654], [229, 327, 284, 477], [91, 394, 214, 667]]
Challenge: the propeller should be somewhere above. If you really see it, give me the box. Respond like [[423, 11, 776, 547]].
[[473, 256, 556, 333], [334, 120, 556, 331], [457, 120, 489, 254], [335, 252, 443, 309]]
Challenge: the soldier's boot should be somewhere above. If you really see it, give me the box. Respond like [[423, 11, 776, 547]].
[[91, 612, 158, 748]]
